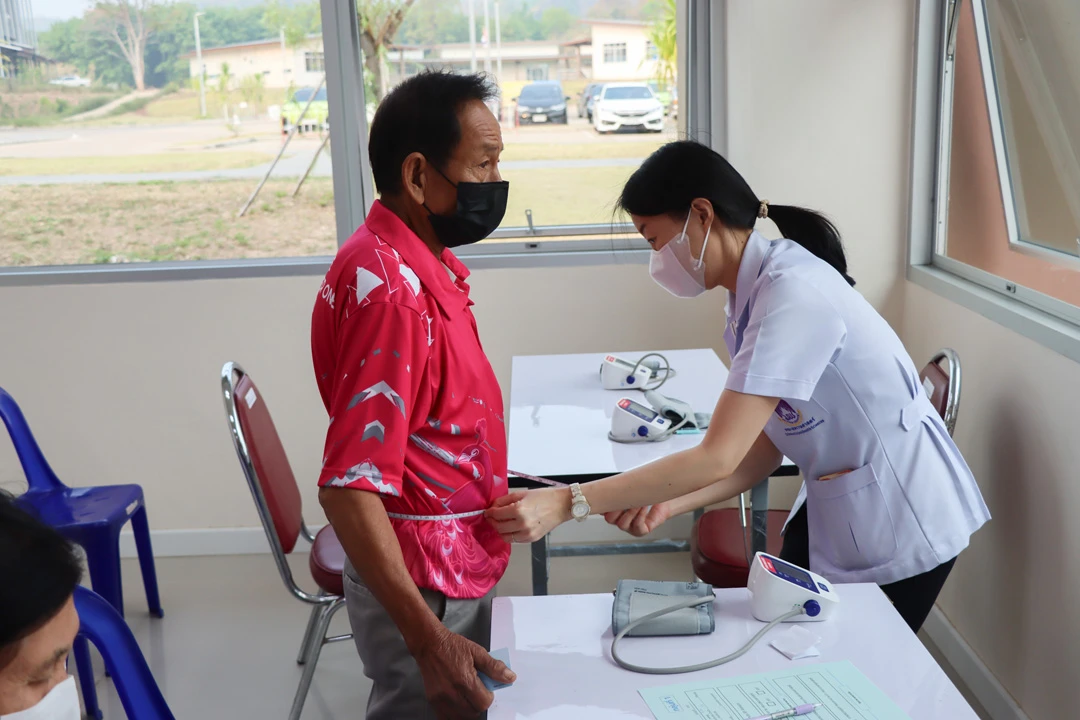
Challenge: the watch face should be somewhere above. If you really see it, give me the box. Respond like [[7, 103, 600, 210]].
[[572, 502, 589, 519]]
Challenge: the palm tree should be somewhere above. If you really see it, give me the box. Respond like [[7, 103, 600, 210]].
[[647, 0, 676, 88]]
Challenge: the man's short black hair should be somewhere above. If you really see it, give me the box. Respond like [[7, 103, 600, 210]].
[[0, 491, 82, 664], [369, 69, 496, 195]]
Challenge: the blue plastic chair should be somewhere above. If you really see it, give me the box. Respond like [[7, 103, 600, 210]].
[[0, 387, 163, 719], [74, 586, 175, 720]]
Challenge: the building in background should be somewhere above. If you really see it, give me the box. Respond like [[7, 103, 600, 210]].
[[585, 18, 657, 82], [385, 38, 591, 85], [0, 0, 38, 78], [184, 34, 324, 91]]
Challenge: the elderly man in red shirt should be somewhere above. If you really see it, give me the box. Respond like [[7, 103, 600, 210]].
[[312, 70, 514, 719]]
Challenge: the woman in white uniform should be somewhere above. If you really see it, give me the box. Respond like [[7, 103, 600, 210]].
[[486, 141, 990, 632]]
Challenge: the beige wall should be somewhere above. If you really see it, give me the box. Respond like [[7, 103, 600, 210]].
[[189, 39, 323, 91], [0, 270, 726, 532], [590, 23, 656, 82]]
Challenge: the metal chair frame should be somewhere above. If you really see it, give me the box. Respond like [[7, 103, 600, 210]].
[[929, 348, 963, 437], [220, 361, 352, 720]]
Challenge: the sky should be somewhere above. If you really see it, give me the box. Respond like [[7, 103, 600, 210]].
[[33, 0, 93, 20]]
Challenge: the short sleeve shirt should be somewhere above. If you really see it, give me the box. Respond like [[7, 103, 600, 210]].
[[311, 201, 510, 599]]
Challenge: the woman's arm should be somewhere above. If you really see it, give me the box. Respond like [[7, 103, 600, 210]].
[[605, 431, 783, 537], [486, 389, 780, 542]]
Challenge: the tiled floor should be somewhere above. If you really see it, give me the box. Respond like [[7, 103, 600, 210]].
[[83, 546, 991, 719]]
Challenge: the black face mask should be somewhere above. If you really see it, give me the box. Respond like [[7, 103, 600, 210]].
[[424, 166, 509, 248]]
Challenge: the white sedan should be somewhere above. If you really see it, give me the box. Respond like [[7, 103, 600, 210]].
[[49, 76, 92, 87], [593, 83, 665, 134]]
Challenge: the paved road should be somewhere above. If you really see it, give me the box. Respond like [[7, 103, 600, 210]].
[[0, 151, 644, 186]]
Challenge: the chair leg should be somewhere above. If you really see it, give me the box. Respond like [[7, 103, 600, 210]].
[[73, 635, 103, 720], [289, 599, 345, 720], [85, 531, 125, 618], [297, 603, 323, 665], [130, 505, 164, 618]]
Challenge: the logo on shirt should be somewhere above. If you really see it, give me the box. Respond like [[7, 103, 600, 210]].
[[774, 400, 802, 426]]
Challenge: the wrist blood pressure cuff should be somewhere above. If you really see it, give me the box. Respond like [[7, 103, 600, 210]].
[[612, 580, 716, 637]]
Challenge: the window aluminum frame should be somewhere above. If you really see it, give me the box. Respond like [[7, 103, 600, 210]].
[[908, 0, 1080, 362], [0, 0, 726, 286]]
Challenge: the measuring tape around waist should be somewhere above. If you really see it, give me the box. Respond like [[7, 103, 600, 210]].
[[385, 470, 566, 521]]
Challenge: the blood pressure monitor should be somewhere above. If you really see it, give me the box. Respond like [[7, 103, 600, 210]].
[[747, 552, 840, 623], [610, 397, 671, 441], [600, 355, 653, 390]]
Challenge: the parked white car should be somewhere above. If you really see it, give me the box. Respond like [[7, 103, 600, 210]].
[[593, 82, 665, 134], [49, 75, 92, 87]]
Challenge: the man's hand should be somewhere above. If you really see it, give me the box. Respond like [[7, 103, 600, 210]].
[[603, 502, 671, 537], [414, 625, 516, 719]]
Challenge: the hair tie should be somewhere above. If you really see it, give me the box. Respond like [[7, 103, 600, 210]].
[[757, 200, 769, 219]]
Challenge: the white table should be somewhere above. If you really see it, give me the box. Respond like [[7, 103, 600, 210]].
[[489, 585, 979, 719], [508, 350, 798, 595]]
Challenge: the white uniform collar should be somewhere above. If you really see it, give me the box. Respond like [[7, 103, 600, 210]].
[[728, 230, 772, 325]]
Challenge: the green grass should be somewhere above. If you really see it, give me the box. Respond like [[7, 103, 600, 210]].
[[501, 165, 634, 227], [6, 94, 122, 127], [0, 151, 274, 177], [501, 140, 663, 162]]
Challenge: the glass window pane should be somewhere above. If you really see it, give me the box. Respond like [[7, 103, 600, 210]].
[[985, 0, 1080, 255], [359, 0, 680, 241], [941, 0, 1080, 307], [1, 1, 337, 268]]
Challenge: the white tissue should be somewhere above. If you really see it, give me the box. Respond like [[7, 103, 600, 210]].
[[769, 625, 821, 660]]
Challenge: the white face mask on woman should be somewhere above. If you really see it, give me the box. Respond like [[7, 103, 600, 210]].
[[648, 210, 711, 298], [1, 676, 81, 720]]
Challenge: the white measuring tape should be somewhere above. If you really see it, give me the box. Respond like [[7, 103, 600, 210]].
[[386, 471, 567, 521]]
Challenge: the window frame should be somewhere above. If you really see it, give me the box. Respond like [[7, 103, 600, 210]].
[[0, 0, 727, 285], [907, 0, 1080, 363], [603, 42, 628, 64]]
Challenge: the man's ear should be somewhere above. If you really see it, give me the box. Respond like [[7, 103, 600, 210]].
[[401, 152, 427, 206]]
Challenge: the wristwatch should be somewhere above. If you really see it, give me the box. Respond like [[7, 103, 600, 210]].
[[569, 483, 591, 522]]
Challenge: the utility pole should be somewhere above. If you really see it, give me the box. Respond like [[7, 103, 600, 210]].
[[194, 12, 206, 117], [483, 0, 491, 74], [468, 0, 477, 72], [494, 1, 502, 80]]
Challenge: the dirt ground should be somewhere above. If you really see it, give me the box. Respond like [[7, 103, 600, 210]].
[[0, 179, 337, 266]]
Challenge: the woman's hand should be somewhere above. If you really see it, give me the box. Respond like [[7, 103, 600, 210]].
[[485, 487, 572, 543], [603, 503, 671, 537]]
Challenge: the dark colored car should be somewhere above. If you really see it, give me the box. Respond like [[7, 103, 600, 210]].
[[514, 81, 569, 125], [577, 82, 603, 120]]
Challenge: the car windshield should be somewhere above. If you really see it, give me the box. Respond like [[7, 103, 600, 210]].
[[293, 88, 327, 103], [603, 86, 653, 100], [519, 85, 562, 103]]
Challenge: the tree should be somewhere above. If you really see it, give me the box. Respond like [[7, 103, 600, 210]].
[[262, 0, 321, 49], [539, 7, 577, 41], [87, 0, 158, 91], [358, 0, 417, 102], [239, 73, 266, 111], [396, 0, 469, 46], [646, 0, 676, 88]]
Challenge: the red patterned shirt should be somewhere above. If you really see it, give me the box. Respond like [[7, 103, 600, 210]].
[[311, 201, 510, 599]]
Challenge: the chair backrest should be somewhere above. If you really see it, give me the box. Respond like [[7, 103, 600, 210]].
[[74, 586, 175, 720], [221, 363, 304, 557], [918, 349, 962, 437], [0, 387, 65, 493]]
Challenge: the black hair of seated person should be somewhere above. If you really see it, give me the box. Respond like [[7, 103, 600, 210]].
[[618, 140, 856, 287], [368, 69, 497, 196], [0, 490, 83, 669]]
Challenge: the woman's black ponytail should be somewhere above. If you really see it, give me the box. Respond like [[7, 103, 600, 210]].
[[765, 204, 855, 286], [618, 141, 855, 287]]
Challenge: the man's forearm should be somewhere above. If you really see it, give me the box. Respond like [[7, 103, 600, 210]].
[[319, 487, 442, 654]]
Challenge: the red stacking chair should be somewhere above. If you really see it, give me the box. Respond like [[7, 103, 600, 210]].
[[690, 349, 962, 587], [221, 362, 350, 720]]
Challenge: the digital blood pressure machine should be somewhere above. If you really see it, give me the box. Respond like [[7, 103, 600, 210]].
[[748, 552, 839, 623], [609, 397, 675, 442], [609, 552, 840, 675], [599, 354, 673, 391]]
